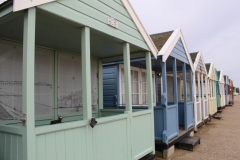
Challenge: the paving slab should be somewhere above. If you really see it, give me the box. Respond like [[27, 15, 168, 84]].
[[155, 95, 240, 160]]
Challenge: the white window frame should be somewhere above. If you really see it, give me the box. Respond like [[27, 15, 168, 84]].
[[119, 64, 156, 106]]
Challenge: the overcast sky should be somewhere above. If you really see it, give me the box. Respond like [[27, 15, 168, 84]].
[[130, 0, 240, 88], [0, 0, 239, 88]]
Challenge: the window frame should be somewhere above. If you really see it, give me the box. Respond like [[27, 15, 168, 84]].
[[119, 64, 156, 106]]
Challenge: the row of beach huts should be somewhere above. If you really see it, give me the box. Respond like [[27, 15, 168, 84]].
[[0, 0, 237, 160]]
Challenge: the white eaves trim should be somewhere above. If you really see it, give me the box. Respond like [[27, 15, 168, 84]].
[[0, 0, 7, 5], [219, 70, 225, 84], [13, 0, 55, 12], [194, 51, 208, 75], [207, 62, 217, 81], [122, 0, 158, 59], [158, 28, 194, 71]]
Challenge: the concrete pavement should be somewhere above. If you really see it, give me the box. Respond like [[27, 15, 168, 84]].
[[156, 95, 240, 160]]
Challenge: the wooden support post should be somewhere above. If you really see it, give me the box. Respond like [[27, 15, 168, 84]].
[[182, 63, 188, 130], [123, 43, 132, 112], [172, 58, 179, 135], [81, 26, 92, 120], [146, 52, 153, 110], [98, 60, 103, 117], [22, 7, 36, 160], [146, 51, 155, 154], [172, 58, 178, 105], [54, 52, 58, 120], [189, 67, 194, 125], [201, 74, 204, 118], [123, 43, 132, 159], [162, 61, 168, 143], [197, 73, 201, 120], [197, 73, 201, 102], [193, 72, 198, 129]]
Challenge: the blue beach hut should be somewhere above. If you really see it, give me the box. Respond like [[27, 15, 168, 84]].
[[224, 75, 230, 106], [103, 29, 195, 157]]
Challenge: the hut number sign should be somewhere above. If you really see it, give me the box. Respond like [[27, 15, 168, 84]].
[[108, 17, 119, 29]]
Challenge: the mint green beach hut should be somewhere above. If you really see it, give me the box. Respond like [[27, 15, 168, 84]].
[[0, 1, 159, 160]]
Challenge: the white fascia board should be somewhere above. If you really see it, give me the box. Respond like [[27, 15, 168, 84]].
[[208, 63, 216, 81], [122, 0, 158, 59], [160, 29, 194, 72], [0, 0, 7, 5], [220, 70, 225, 83], [13, 0, 55, 12], [193, 51, 200, 71]]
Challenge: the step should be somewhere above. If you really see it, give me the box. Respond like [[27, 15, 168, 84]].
[[178, 136, 200, 151], [217, 110, 222, 113], [213, 114, 222, 119]]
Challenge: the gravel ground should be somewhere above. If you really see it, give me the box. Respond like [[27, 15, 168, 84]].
[[155, 95, 240, 160]]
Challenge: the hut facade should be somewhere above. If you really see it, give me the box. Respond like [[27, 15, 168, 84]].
[[224, 75, 230, 106], [103, 29, 195, 157], [229, 79, 234, 105], [0, 0, 158, 160], [217, 71, 225, 108], [190, 51, 208, 129], [205, 63, 217, 116]]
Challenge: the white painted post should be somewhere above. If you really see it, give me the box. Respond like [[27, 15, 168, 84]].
[[197, 72, 201, 121], [22, 7, 36, 160], [201, 73, 204, 120]]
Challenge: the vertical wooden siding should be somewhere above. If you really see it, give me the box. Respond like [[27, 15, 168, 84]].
[[36, 117, 129, 160], [0, 132, 23, 160], [132, 111, 153, 159], [102, 65, 118, 108]]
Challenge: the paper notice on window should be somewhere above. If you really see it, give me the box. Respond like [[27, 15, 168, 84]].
[[13, 0, 55, 12]]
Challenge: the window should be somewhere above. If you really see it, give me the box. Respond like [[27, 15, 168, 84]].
[[119, 65, 155, 105], [180, 79, 191, 101]]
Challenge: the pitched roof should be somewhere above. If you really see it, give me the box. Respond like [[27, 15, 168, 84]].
[[205, 63, 211, 72], [150, 29, 194, 71], [190, 52, 198, 63], [150, 31, 173, 51]]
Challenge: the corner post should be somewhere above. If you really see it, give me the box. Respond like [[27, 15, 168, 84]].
[[123, 42, 132, 159], [197, 72, 201, 120], [182, 63, 188, 130], [201, 73, 205, 118], [162, 61, 168, 143], [22, 7, 36, 160], [172, 58, 178, 105], [146, 51, 155, 154], [81, 26, 92, 120], [123, 43, 132, 112], [189, 67, 194, 127], [172, 58, 179, 135], [98, 60, 103, 117]]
